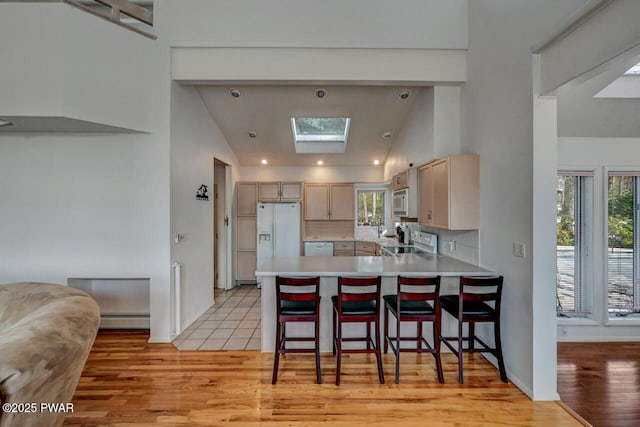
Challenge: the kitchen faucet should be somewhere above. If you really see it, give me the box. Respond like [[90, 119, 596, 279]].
[[377, 221, 383, 238]]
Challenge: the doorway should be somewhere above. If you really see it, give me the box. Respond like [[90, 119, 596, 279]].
[[214, 158, 233, 293]]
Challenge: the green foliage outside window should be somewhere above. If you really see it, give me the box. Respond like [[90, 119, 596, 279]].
[[357, 191, 385, 226]]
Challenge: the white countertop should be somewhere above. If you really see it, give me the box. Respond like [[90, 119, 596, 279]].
[[255, 254, 495, 277], [303, 236, 401, 245]]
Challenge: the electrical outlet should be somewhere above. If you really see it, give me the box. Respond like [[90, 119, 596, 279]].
[[560, 326, 568, 337], [175, 233, 186, 244], [447, 240, 456, 252], [513, 242, 525, 258]]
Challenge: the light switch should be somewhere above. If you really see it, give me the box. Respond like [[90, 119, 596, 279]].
[[513, 242, 525, 258]]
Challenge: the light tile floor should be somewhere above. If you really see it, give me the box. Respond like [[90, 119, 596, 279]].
[[173, 285, 261, 350]]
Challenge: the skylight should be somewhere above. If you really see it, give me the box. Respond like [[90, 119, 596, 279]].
[[291, 117, 351, 153], [624, 63, 640, 76]]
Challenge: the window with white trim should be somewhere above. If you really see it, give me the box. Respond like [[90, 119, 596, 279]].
[[556, 173, 593, 317], [356, 189, 386, 227], [607, 173, 640, 318]]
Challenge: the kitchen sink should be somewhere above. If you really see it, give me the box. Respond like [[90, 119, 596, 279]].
[[380, 245, 428, 256]]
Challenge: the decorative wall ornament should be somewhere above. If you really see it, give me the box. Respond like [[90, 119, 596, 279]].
[[196, 184, 209, 201]]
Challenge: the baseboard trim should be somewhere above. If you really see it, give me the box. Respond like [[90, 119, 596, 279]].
[[556, 400, 593, 426]]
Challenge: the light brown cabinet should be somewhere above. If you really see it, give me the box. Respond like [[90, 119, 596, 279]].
[[237, 183, 258, 216], [235, 182, 258, 283], [334, 241, 355, 256], [418, 154, 479, 230], [258, 182, 302, 202], [391, 170, 409, 191], [355, 241, 376, 256], [304, 183, 354, 220]]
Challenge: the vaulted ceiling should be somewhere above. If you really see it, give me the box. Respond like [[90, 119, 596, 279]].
[[197, 84, 423, 167]]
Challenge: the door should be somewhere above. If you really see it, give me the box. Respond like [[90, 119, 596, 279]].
[[256, 203, 274, 270], [214, 159, 233, 291], [274, 203, 301, 256], [214, 183, 219, 288]]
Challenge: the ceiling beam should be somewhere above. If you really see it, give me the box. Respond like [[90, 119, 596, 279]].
[[172, 47, 467, 86]]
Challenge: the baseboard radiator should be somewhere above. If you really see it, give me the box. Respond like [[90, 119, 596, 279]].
[[172, 262, 182, 337]]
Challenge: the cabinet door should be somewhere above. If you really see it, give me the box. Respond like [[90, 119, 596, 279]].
[[237, 217, 257, 251], [237, 183, 257, 216], [448, 155, 479, 230], [280, 182, 302, 201], [392, 171, 409, 191], [418, 165, 433, 226], [304, 184, 330, 220], [329, 184, 354, 220], [236, 251, 257, 281], [431, 159, 449, 228], [258, 182, 281, 201]]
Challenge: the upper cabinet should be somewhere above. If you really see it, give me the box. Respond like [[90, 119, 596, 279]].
[[304, 183, 355, 220], [391, 170, 409, 191], [237, 183, 258, 216], [258, 182, 302, 202], [418, 154, 479, 230]]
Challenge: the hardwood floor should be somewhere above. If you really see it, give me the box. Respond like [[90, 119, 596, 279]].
[[558, 342, 640, 427], [65, 331, 581, 426]]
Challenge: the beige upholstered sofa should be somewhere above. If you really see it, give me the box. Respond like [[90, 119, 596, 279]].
[[0, 282, 100, 427]]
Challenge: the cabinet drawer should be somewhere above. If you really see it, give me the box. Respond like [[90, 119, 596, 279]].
[[334, 241, 355, 251], [355, 242, 376, 252], [334, 250, 355, 256]]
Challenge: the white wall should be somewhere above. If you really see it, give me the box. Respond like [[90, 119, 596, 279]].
[[170, 82, 240, 331], [384, 88, 435, 179], [465, 0, 590, 400], [240, 166, 382, 183], [0, 3, 156, 131], [160, 0, 467, 49], [558, 137, 640, 341], [0, 2, 173, 343], [433, 86, 462, 157], [0, 133, 170, 337], [0, 3, 64, 116]]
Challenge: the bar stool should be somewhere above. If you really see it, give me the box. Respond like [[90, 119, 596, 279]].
[[383, 275, 443, 384], [332, 276, 384, 385], [439, 276, 508, 384], [272, 275, 322, 384]]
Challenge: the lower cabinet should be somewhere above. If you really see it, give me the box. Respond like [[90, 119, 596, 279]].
[[355, 241, 376, 256], [236, 251, 257, 282], [334, 241, 355, 256]]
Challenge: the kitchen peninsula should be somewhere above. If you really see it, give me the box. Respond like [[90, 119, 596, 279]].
[[256, 254, 495, 352]]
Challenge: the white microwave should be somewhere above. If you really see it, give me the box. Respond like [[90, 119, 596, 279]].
[[392, 189, 408, 217]]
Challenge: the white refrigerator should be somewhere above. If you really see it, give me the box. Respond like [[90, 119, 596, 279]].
[[256, 202, 301, 286]]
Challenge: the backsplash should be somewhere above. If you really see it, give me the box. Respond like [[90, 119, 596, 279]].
[[401, 222, 479, 265]]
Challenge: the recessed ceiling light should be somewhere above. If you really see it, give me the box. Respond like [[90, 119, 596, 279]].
[[0, 119, 13, 128], [317, 160, 324, 166], [382, 131, 392, 139], [373, 160, 380, 165], [249, 131, 257, 138], [261, 159, 268, 165], [314, 88, 328, 99], [397, 89, 412, 100], [229, 88, 241, 98]]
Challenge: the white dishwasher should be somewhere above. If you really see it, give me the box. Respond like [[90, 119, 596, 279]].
[[304, 241, 334, 256]]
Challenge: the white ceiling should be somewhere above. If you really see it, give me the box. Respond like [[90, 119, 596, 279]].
[[196, 85, 423, 167]]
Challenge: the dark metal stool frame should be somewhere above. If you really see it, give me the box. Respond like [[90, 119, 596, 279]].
[[439, 276, 508, 384], [332, 276, 385, 385], [272, 275, 322, 384], [383, 275, 444, 384]]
